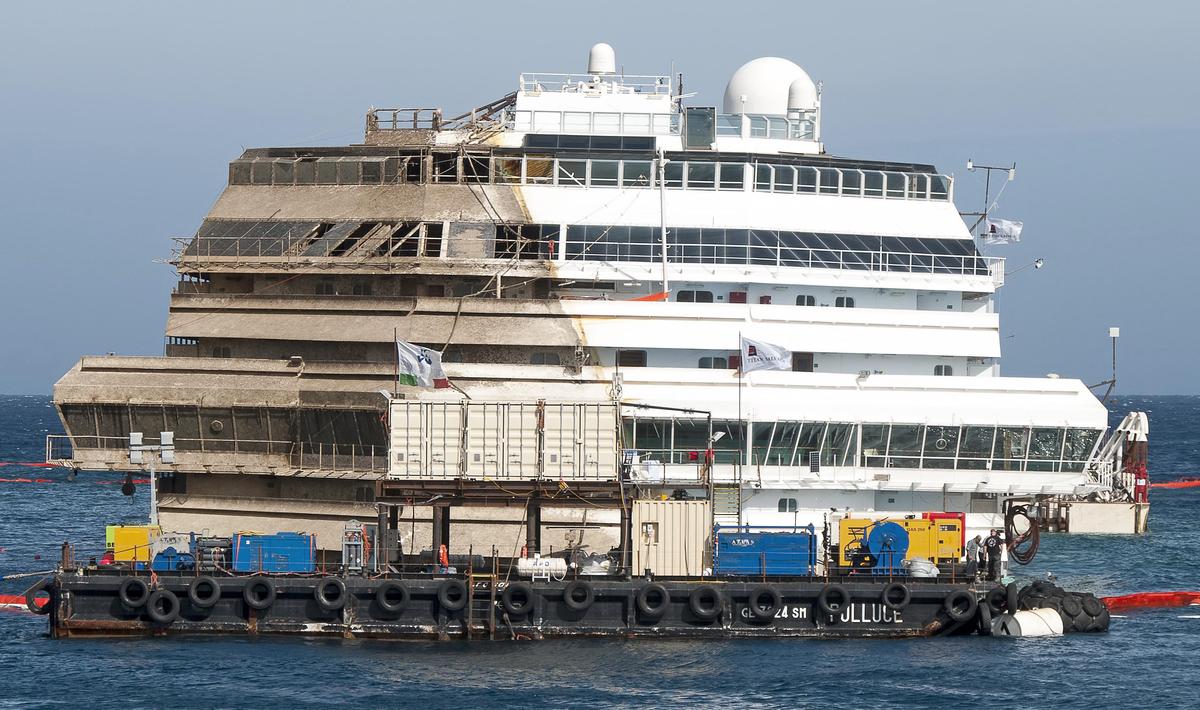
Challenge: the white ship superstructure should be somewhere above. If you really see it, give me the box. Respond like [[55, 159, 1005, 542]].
[[48, 44, 1147, 557]]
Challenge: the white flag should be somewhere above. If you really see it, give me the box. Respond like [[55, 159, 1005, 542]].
[[395, 340, 450, 388], [740, 336, 790, 373], [982, 218, 1023, 244]]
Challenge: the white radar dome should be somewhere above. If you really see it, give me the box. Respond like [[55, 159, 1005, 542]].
[[723, 57, 817, 115], [588, 43, 616, 75]]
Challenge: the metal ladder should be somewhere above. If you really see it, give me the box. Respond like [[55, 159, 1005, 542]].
[[465, 570, 498, 640], [713, 484, 742, 527]]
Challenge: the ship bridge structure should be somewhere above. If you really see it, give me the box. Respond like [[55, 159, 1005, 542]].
[[48, 44, 1146, 557]]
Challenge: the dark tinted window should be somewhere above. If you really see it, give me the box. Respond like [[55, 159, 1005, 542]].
[[617, 350, 647, 367], [684, 107, 716, 149], [677, 290, 714, 303]]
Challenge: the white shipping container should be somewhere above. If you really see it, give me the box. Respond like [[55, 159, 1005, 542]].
[[388, 401, 619, 481], [631, 500, 710, 577]]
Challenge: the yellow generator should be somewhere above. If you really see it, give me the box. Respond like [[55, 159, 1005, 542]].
[[106, 525, 161, 562], [838, 516, 962, 567]]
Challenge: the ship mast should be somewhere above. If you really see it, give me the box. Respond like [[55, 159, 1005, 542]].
[[657, 148, 669, 296]]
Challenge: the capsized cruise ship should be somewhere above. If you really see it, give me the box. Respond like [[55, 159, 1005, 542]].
[[47, 44, 1150, 561]]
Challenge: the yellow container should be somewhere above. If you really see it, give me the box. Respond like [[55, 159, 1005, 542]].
[[106, 525, 161, 562], [838, 517, 962, 566]]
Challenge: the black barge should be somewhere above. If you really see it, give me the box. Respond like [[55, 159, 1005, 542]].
[[33, 569, 1108, 640]]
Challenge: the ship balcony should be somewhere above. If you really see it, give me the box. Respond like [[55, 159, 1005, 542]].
[[46, 434, 389, 478], [171, 225, 1000, 289]]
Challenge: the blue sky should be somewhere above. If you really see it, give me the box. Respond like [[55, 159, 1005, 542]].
[[1, 1, 1196, 394]]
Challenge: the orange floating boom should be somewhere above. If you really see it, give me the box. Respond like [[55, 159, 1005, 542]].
[[1102, 591, 1200, 612], [1150, 479, 1200, 489], [0, 594, 31, 611]]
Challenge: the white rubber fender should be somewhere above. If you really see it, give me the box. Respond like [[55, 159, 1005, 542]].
[[992, 608, 1064, 637]]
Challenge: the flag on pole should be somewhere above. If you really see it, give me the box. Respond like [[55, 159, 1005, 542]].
[[982, 218, 1024, 245], [739, 336, 791, 373], [395, 340, 451, 388]]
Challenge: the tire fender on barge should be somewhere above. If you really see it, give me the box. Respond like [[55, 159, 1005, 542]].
[[437, 579, 468, 612], [562, 580, 594, 612], [187, 576, 221, 609], [687, 585, 723, 621], [145, 589, 180, 625], [242, 578, 276, 610], [747, 585, 781, 621], [501, 582, 535, 617], [314, 577, 347, 612], [818, 584, 850, 617], [375, 581, 409, 615], [636, 583, 670, 619], [118, 577, 150, 609]]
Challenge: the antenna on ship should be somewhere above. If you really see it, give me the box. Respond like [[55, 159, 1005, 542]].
[[961, 159, 1017, 237], [658, 148, 670, 296], [1088, 327, 1120, 404]]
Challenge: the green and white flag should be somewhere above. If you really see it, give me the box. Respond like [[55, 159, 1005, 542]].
[[396, 340, 450, 388]]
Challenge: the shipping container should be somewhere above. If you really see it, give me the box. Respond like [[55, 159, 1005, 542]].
[[231, 532, 316, 573], [714, 525, 817, 576], [389, 400, 619, 481], [631, 500, 709, 576]]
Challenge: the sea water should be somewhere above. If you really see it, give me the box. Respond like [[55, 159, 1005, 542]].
[[1, 395, 1197, 709]]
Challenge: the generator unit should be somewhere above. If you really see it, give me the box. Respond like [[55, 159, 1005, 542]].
[[104, 525, 160, 563], [839, 516, 963, 568]]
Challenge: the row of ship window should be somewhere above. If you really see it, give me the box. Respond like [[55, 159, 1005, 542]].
[[624, 420, 1102, 473], [186, 217, 991, 277], [502, 156, 951, 201], [230, 155, 951, 202], [553, 225, 990, 275], [209, 344, 955, 377], [510, 110, 817, 142], [677, 290, 855, 308]]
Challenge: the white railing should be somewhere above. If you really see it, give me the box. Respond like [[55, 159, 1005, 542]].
[[718, 112, 818, 142], [173, 228, 1001, 283], [1088, 458, 1115, 490], [43, 434, 387, 473], [518, 72, 672, 95], [564, 233, 1002, 278], [46, 434, 73, 463], [367, 108, 443, 131]]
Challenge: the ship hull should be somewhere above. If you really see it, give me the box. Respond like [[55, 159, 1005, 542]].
[[45, 571, 992, 640]]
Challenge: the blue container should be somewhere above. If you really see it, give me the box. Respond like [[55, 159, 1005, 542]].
[[231, 532, 316, 573], [714, 525, 816, 576]]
